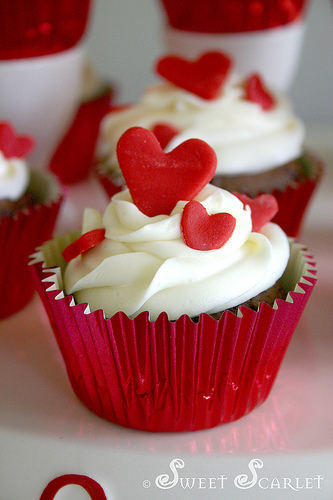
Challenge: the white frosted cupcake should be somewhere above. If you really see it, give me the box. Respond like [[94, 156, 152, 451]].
[[32, 128, 316, 431], [0, 122, 62, 318], [156, 0, 309, 90]]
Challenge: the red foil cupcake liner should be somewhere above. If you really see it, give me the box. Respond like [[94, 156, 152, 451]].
[[30, 237, 316, 432], [0, 172, 62, 319], [49, 84, 114, 185], [157, 0, 309, 33], [271, 154, 323, 237], [0, 0, 91, 60]]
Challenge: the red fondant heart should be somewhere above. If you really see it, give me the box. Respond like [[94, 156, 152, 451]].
[[62, 229, 106, 263], [0, 122, 35, 158], [244, 74, 275, 111], [151, 122, 179, 149], [117, 127, 217, 217], [181, 200, 236, 250], [156, 51, 232, 100], [233, 193, 278, 232]]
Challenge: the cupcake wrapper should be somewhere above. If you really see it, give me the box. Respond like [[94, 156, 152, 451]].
[[271, 155, 323, 237], [157, 0, 308, 33], [50, 83, 113, 185], [30, 237, 316, 432], [0, 172, 62, 319], [0, 0, 91, 60]]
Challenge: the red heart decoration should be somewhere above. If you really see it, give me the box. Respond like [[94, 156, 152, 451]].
[[116, 127, 217, 217], [233, 192, 278, 232], [244, 74, 275, 111], [0, 122, 35, 158], [62, 229, 106, 263], [156, 51, 232, 100], [151, 122, 179, 150], [181, 200, 236, 250]]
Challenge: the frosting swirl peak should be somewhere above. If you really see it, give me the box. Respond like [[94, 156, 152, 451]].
[[99, 70, 304, 176]]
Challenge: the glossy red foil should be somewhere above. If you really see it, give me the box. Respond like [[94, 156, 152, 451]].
[[30, 240, 316, 432], [0, 0, 91, 60], [0, 194, 62, 319]]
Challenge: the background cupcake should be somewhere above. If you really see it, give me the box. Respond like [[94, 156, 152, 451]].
[[156, 0, 310, 91], [0, 122, 62, 318], [98, 51, 322, 237], [0, 0, 92, 169], [30, 128, 317, 432]]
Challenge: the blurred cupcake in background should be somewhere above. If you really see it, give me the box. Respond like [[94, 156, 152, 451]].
[[98, 51, 322, 237], [0, 122, 63, 319], [156, 0, 311, 90], [0, 0, 92, 169]]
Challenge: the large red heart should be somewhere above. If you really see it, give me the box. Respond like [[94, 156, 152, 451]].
[[116, 127, 217, 217], [0, 122, 35, 159], [233, 192, 278, 232], [181, 200, 236, 251], [156, 51, 232, 100]]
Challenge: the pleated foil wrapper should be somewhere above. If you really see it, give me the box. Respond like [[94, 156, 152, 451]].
[[0, 171, 63, 319], [30, 235, 317, 432], [271, 153, 323, 237], [50, 83, 113, 185], [0, 0, 91, 60]]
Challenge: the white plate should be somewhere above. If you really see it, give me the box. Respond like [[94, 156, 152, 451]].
[[0, 128, 332, 500]]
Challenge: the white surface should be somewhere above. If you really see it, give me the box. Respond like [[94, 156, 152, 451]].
[[163, 21, 306, 91], [0, 126, 332, 499], [0, 44, 85, 169]]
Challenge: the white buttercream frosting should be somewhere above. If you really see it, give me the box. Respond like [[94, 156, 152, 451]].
[[64, 184, 290, 321], [99, 71, 305, 176], [0, 151, 30, 201]]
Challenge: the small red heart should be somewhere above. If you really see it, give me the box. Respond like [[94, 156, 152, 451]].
[[116, 127, 217, 217], [156, 51, 232, 100], [244, 73, 275, 111], [0, 122, 35, 159], [151, 122, 179, 149], [233, 193, 278, 232], [62, 229, 106, 263], [181, 200, 236, 250]]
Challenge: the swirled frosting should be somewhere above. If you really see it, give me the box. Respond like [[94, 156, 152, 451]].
[[99, 72, 304, 176], [0, 151, 30, 201], [64, 184, 290, 321]]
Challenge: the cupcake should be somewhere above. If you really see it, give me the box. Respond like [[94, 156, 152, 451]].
[[30, 127, 316, 432], [0, 122, 63, 319], [156, 0, 310, 90], [98, 51, 322, 237], [0, 0, 92, 169]]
